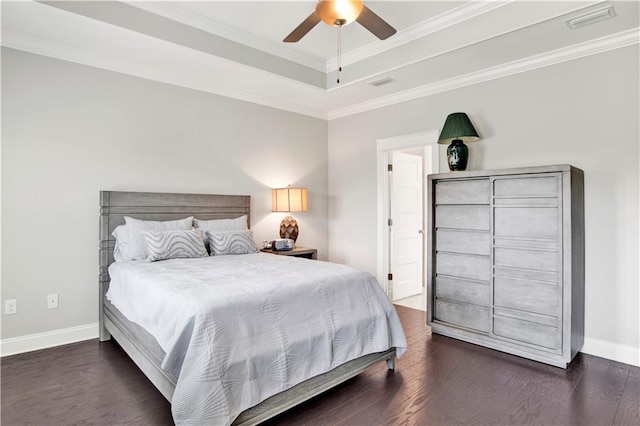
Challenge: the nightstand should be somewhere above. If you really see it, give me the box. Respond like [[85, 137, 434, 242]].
[[260, 246, 317, 260]]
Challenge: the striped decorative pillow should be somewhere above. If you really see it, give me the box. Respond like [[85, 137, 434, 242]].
[[194, 216, 248, 252], [142, 229, 208, 262], [124, 216, 193, 261], [207, 230, 259, 256]]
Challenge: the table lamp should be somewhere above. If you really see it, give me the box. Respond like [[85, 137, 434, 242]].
[[437, 112, 480, 171], [272, 186, 308, 242]]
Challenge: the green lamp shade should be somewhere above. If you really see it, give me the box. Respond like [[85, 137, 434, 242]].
[[437, 112, 480, 144]]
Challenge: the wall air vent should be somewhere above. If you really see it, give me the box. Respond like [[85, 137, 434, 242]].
[[565, 5, 616, 30], [369, 77, 396, 87]]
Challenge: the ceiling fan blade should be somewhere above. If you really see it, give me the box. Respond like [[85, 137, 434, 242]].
[[356, 5, 397, 40], [283, 12, 321, 43]]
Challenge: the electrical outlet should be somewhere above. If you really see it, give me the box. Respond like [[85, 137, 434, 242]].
[[5, 299, 17, 315], [47, 294, 59, 309]]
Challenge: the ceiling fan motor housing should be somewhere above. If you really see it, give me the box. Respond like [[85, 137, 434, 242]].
[[283, 0, 396, 44], [316, 0, 364, 27]]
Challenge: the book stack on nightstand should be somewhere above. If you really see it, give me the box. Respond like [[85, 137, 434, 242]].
[[260, 246, 317, 260]]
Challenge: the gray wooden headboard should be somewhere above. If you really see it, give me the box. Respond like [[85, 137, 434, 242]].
[[98, 190, 250, 339]]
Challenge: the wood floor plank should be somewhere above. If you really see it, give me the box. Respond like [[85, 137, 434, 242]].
[[486, 354, 585, 425], [544, 355, 631, 426], [2, 305, 637, 426], [613, 374, 640, 425]]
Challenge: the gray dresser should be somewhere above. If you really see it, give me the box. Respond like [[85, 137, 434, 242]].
[[426, 164, 584, 368]]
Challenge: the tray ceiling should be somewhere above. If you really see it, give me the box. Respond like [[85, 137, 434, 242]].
[[2, 1, 638, 119]]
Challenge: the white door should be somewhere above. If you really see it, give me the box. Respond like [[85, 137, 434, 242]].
[[390, 152, 424, 301]]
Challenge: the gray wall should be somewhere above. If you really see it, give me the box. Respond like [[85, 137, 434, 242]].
[[2, 43, 638, 361], [328, 46, 639, 354], [1, 48, 328, 339]]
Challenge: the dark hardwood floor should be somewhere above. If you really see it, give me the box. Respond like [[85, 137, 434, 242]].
[[2, 306, 638, 425]]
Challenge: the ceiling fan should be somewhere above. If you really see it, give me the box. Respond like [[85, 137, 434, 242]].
[[283, 0, 397, 43]]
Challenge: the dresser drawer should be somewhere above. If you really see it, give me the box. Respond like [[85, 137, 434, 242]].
[[494, 266, 559, 285], [494, 247, 559, 272], [493, 175, 559, 197], [494, 315, 560, 350], [435, 180, 490, 204], [494, 207, 559, 240], [494, 277, 560, 316], [437, 252, 490, 282], [437, 229, 490, 256], [436, 206, 490, 231], [435, 276, 490, 307], [435, 300, 490, 332]]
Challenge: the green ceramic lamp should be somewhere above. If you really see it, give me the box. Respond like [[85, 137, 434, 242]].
[[437, 112, 480, 171]]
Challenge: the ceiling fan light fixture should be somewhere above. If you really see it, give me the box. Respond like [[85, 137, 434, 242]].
[[316, 0, 364, 27]]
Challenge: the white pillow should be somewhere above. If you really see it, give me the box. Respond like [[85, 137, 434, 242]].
[[194, 215, 248, 249], [112, 225, 129, 262], [124, 216, 193, 261], [143, 229, 207, 262], [207, 229, 259, 256]]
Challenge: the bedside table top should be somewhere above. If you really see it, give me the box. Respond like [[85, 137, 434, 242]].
[[260, 246, 317, 258]]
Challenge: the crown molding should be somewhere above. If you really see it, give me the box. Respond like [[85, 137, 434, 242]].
[[4, 26, 636, 122], [125, 1, 328, 73], [327, 0, 607, 91], [2, 33, 329, 120], [3, 1, 636, 123], [327, 0, 514, 71], [327, 28, 640, 120]]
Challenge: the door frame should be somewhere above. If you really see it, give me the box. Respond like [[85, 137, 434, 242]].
[[376, 130, 440, 298]]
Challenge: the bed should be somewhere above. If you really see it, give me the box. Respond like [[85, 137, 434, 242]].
[[98, 191, 406, 425]]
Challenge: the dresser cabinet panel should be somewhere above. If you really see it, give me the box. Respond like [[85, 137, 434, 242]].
[[436, 229, 490, 256], [427, 165, 584, 368], [494, 237, 559, 251], [493, 175, 558, 197], [435, 180, 490, 204], [435, 300, 490, 332], [493, 266, 558, 284], [493, 306, 558, 327], [494, 208, 559, 239], [436, 206, 490, 230], [493, 277, 560, 316], [494, 247, 559, 272], [435, 276, 490, 307], [433, 178, 492, 334], [493, 316, 560, 351], [436, 253, 490, 282]]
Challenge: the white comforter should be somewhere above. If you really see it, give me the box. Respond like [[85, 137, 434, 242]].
[[107, 253, 407, 425]]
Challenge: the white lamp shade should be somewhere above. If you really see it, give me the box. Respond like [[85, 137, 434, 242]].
[[272, 187, 308, 212]]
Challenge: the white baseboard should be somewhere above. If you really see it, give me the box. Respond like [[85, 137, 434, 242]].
[[0, 323, 99, 357], [581, 337, 640, 367], [2, 323, 638, 368]]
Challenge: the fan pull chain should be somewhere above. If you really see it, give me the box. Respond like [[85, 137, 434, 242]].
[[336, 22, 342, 84]]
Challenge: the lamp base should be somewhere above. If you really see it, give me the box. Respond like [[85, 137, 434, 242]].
[[279, 215, 299, 242], [447, 139, 469, 171]]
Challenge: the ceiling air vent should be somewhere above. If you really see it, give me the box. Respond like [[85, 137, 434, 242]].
[[565, 6, 616, 30], [369, 77, 396, 87]]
